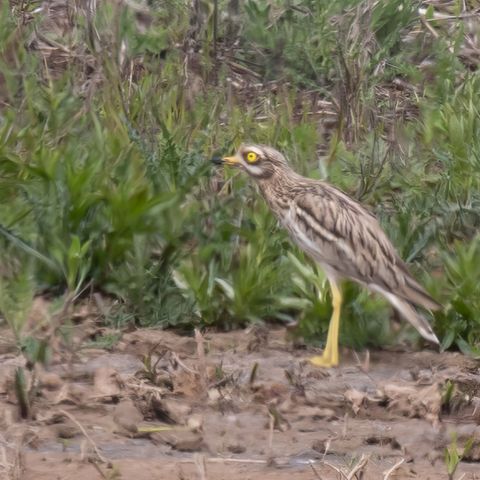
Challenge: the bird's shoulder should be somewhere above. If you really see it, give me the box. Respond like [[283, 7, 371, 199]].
[[290, 179, 378, 232]]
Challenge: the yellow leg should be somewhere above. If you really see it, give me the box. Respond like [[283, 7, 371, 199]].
[[309, 278, 342, 367]]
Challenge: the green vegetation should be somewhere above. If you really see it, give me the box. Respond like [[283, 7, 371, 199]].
[[0, 0, 479, 355], [444, 433, 474, 480]]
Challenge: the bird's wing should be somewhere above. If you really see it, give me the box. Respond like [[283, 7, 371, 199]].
[[288, 185, 440, 311]]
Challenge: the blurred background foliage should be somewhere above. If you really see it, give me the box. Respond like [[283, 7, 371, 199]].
[[0, 0, 480, 355]]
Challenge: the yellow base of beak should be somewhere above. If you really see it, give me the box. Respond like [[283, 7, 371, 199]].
[[222, 156, 240, 166]]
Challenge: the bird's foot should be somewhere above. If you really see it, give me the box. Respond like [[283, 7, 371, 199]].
[[309, 354, 338, 368]]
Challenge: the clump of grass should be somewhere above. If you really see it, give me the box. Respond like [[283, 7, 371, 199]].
[[0, 269, 50, 418], [432, 236, 480, 355]]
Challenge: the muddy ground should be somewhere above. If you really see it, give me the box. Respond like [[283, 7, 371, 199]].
[[1, 325, 480, 480]]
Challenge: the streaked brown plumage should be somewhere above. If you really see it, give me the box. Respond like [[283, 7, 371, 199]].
[[216, 144, 440, 367]]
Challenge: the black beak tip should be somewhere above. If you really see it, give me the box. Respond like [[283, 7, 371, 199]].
[[211, 156, 224, 165]]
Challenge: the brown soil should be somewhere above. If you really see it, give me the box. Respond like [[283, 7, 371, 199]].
[[1, 326, 480, 480]]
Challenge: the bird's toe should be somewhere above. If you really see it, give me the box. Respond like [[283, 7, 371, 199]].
[[309, 355, 338, 368]]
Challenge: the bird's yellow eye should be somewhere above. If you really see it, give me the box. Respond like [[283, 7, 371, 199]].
[[246, 151, 258, 163]]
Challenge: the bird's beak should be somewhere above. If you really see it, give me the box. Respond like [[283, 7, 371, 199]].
[[211, 155, 241, 166], [222, 156, 240, 166]]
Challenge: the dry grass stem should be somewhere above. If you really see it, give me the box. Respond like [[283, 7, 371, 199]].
[[193, 453, 208, 480], [363, 350, 370, 372], [180, 457, 267, 465], [194, 328, 208, 394], [0, 434, 24, 480], [321, 461, 348, 479], [341, 413, 349, 439], [59, 409, 108, 463], [266, 412, 275, 464], [171, 352, 198, 375], [383, 458, 405, 480], [90, 460, 108, 480], [308, 461, 322, 480], [346, 454, 370, 480]]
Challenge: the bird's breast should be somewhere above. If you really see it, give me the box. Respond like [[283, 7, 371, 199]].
[[280, 207, 325, 260]]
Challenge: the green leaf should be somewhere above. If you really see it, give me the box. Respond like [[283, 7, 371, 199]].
[[215, 278, 235, 301]]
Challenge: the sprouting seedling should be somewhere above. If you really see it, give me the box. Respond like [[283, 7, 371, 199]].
[[444, 433, 474, 480]]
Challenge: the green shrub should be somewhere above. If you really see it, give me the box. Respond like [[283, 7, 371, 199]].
[[0, 0, 479, 354]]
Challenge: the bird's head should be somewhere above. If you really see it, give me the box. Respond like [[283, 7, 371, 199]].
[[213, 144, 290, 179]]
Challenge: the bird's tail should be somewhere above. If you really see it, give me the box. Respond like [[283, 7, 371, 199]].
[[372, 287, 439, 344]]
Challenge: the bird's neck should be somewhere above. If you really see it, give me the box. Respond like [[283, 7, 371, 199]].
[[255, 167, 305, 211]]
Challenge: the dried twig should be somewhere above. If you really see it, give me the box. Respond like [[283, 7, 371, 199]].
[[89, 460, 108, 479], [322, 438, 331, 460], [363, 350, 370, 372], [171, 352, 198, 375], [341, 413, 349, 439], [321, 461, 348, 479], [309, 460, 323, 480], [193, 453, 208, 480], [419, 15, 440, 39], [418, 8, 480, 21], [194, 328, 208, 394], [266, 412, 274, 464], [346, 454, 370, 480], [353, 350, 375, 384], [209, 372, 237, 389], [182, 457, 267, 465], [249, 362, 259, 386], [383, 458, 405, 480], [0, 433, 24, 480], [59, 409, 108, 463]]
